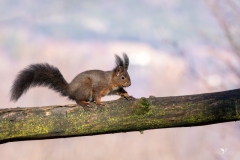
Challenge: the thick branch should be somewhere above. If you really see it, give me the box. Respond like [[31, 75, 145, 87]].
[[1, 89, 240, 144]]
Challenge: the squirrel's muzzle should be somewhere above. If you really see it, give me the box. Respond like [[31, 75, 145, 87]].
[[125, 81, 131, 87]]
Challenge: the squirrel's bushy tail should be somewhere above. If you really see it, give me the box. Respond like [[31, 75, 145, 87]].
[[10, 63, 69, 101]]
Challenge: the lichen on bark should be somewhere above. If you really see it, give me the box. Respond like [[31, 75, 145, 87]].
[[1, 89, 240, 144]]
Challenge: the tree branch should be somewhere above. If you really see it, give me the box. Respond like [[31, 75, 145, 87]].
[[1, 89, 240, 144]]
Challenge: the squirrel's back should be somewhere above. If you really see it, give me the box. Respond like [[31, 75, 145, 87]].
[[70, 70, 111, 86]]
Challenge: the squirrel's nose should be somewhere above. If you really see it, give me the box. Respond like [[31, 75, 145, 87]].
[[128, 82, 131, 86], [125, 81, 131, 87]]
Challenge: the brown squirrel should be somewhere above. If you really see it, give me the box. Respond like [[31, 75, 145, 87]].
[[10, 53, 132, 110]]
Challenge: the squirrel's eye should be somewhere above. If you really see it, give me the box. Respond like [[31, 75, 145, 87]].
[[121, 76, 125, 80]]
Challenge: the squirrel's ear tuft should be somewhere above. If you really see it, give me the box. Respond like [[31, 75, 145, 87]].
[[115, 54, 124, 67], [114, 54, 124, 71], [113, 54, 125, 76], [123, 53, 129, 70]]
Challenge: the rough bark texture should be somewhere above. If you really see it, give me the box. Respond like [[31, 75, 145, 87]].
[[1, 89, 240, 144]]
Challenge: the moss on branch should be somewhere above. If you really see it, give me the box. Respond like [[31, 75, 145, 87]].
[[1, 89, 240, 144]]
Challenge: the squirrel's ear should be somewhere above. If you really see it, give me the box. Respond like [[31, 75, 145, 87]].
[[114, 66, 124, 76], [115, 54, 124, 67], [123, 53, 129, 70]]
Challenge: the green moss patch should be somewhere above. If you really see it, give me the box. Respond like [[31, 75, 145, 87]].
[[134, 97, 151, 115]]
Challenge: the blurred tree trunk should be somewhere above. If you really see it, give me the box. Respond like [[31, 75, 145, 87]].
[[205, 0, 240, 78], [1, 89, 240, 144]]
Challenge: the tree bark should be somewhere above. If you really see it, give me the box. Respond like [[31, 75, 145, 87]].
[[1, 89, 240, 144]]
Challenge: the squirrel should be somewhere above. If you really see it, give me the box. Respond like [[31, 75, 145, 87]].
[[10, 53, 132, 110]]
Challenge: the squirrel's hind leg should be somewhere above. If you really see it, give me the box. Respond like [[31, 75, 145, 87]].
[[70, 77, 93, 110], [92, 94, 105, 110], [76, 100, 91, 111]]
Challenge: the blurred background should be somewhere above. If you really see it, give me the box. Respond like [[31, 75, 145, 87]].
[[1, 0, 240, 159]]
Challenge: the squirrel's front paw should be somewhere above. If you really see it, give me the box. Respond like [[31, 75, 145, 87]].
[[125, 96, 135, 100]]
